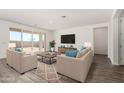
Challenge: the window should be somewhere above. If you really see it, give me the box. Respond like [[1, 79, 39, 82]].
[[41, 34, 45, 50], [32, 33, 40, 52], [9, 27, 46, 52], [10, 31, 21, 41], [33, 34, 39, 41], [42, 34, 45, 41], [23, 32, 32, 41]]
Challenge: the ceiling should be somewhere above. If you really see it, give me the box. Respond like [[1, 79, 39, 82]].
[[0, 9, 113, 31]]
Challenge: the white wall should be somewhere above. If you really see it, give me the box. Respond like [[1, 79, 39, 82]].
[[53, 23, 109, 54], [108, 9, 121, 65], [94, 27, 108, 55], [0, 20, 53, 59], [54, 26, 93, 50]]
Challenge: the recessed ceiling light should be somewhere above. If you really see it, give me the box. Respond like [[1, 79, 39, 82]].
[[61, 16, 66, 18]]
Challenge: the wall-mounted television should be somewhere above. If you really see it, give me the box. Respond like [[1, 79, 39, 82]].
[[61, 34, 75, 44]]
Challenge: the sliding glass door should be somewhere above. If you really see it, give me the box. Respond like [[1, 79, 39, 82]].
[[33, 33, 40, 52], [9, 29, 22, 49], [9, 27, 46, 53], [22, 32, 32, 53], [33, 33, 46, 52], [40, 34, 46, 51]]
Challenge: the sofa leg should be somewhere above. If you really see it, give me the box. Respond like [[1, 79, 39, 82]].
[[35, 67, 37, 69], [20, 67, 37, 75], [20, 72, 25, 75]]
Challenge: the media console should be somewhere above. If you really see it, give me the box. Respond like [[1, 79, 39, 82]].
[[58, 47, 77, 54]]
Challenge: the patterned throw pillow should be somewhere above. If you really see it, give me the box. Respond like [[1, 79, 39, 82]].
[[76, 48, 91, 58]]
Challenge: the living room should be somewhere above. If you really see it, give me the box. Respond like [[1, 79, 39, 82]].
[[1, 0, 124, 93], [0, 9, 124, 83]]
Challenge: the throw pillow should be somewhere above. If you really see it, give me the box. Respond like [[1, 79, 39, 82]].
[[76, 48, 90, 58], [65, 50, 78, 57], [15, 48, 22, 52]]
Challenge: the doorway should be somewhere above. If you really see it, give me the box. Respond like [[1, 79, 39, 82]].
[[94, 27, 108, 55]]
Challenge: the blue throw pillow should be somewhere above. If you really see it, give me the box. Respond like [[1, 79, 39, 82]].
[[65, 50, 78, 57], [15, 48, 22, 52]]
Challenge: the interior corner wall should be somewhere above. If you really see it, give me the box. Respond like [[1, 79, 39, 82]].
[[0, 20, 53, 59], [112, 17, 119, 65], [108, 18, 114, 64]]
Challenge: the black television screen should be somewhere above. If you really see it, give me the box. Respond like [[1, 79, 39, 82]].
[[61, 34, 75, 44]]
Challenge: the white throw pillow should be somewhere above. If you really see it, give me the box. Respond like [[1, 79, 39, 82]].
[[76, 48, 91, 58]]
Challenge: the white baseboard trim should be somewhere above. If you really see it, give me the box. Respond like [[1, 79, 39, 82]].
[[119, 62, 124, 65]]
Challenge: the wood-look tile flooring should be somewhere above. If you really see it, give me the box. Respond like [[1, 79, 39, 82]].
[[86, 54, 124, 83], [0, 54, 124, 83]]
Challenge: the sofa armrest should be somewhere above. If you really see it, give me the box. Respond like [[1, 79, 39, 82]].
[[21, 54, 37, 71], [24, 54, 37, 59], [57, 55, 82, 62], [56, 50, 93, 82], [23, 55, 37, 64]]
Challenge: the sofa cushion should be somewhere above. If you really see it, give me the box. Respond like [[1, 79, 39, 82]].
[[76, 48, 91, 58], [65, 50, 78, 57]]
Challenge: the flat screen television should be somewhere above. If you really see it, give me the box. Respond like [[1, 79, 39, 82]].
[[61, 34, 75, 44]]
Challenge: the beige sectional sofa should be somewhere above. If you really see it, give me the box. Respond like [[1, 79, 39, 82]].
[[6, 49, 37, 74], [56, 50, 93, 82]]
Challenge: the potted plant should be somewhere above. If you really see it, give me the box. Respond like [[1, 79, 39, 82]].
[[49, 40, 56, 52]]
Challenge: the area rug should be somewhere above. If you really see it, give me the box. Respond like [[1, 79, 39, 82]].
[[35, 62, 61, 83]]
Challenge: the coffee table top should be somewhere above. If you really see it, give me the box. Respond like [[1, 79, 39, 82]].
[[37, 52, 57, 58]]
